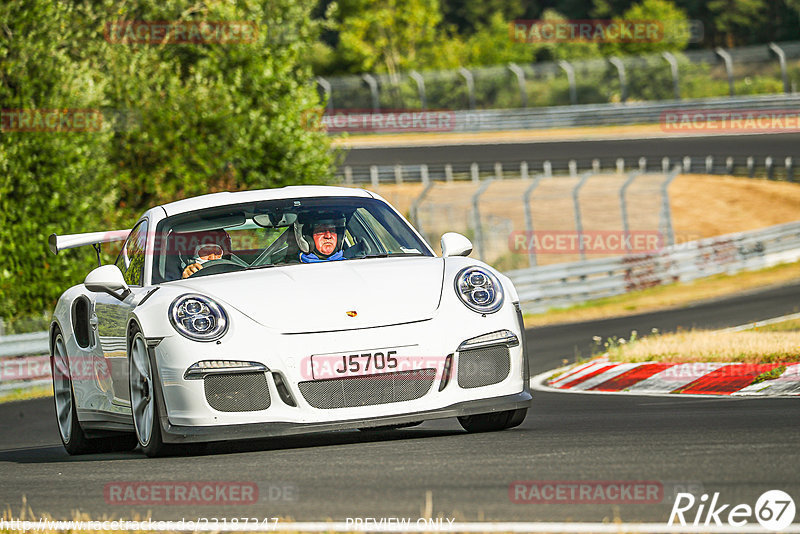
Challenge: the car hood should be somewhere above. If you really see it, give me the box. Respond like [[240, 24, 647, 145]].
[[174, 257, 445, 334]]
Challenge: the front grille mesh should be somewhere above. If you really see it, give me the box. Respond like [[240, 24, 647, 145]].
[[457, 345, 511, 388], [204, 372, 271, 412], [299, 369, 436, 409]]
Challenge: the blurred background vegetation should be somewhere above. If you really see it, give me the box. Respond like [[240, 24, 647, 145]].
[[2, 0, 799, 328]]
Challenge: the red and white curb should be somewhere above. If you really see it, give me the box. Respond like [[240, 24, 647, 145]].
[[533, 357, 800, 397]]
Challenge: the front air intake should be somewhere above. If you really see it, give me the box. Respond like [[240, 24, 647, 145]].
[[298, 369, 436, 409], [204, 372, 271, 412], [457, 345, 511, 388]]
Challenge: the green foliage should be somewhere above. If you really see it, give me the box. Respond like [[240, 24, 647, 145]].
[[0, 0, 334, 321]]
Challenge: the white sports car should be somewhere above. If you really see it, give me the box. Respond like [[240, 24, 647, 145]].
[[48, 186, 531, 457]]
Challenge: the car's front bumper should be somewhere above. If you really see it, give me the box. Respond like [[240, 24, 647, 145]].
[[156, 389, 532, 443]]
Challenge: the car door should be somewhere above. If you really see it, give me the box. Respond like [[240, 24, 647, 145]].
[[95, 219, 149, 408]]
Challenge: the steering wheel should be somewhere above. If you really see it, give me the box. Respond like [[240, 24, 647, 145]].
[[186, 258, 246, 278]]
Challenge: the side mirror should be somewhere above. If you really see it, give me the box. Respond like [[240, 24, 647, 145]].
[[84, 265, 131, 301], [441, 232, 473, 257]]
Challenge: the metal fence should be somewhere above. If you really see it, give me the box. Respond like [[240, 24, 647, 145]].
[[318, 41, 800, 113], [506, 220, 800, 313], [340, 154, 796, 188]]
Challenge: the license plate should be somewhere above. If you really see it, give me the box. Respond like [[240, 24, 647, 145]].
[[308, 346, 444, 380]]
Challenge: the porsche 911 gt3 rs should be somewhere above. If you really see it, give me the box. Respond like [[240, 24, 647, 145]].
[[48, 186, 531, 457]]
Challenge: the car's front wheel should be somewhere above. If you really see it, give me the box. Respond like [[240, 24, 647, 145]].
[[458, 408, 527, 433], [128, 326, 168, 457]]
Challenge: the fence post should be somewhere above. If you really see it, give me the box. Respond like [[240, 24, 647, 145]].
[[470, 162, 480, 183], [620, 171, 640, 254], [361, 74, 380, 112], [747, 156, 755, 178], [409, 70, 427, 110], [766, 156, 774, 180], [639, 157, 647, 172], [344, 166, 353, 185], [508, 63, 528, 108], [768, 43, 790, 94], [662, 51, 680, 100], [683, 156, 691, 173], [609, 57, 628, 103], [786, 157, 794, 182], [660, 167, 680, 246], [543, 160, 552, 177], [410, 182, 435, 235], [420, 164, 430, 186], [558, 60, 578, 105], [523, 175, 544, 267], [445, 164, 454, 183], [569, 160, 578, 177], [616, 158, 625, 174], [715, 48, 735, 97], [370, 165, 379, 187], [494, 162, 504, 180], [572, 172, 593, 261], [316, 76, 333, 111], [472, 179, 494, 262], [458, 67, 476, 110], [726, 157, 734, 174], [394, 165, 403, 184], [592, 159, 600, 173], [705, 155, 714, 174], [520, 161, 529, 180], [662, 157, 670, 173]]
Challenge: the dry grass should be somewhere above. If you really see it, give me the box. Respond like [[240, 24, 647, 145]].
[[524, 259, 800, 326], [0, 385, 52, 404], [333, 123, 676, 148], [751, 318, 800, 332], [607, 329, 800, 363]]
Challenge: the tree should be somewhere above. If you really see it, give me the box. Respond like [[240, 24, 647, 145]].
[[706, 0, 768, 47]]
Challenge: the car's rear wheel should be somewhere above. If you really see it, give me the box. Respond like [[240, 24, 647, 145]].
[[129, 326, 168, 457], [52, 329, 137, 454], [458, 408, 527, 433]]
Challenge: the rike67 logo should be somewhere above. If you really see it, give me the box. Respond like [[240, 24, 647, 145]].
[[669, 490, 796, 531]]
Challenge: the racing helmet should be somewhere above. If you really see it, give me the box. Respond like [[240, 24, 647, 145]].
[[293, 210, 346, 258]]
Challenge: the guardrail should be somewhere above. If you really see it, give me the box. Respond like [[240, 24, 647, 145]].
[[506, 220, 800, 313], [0, 332, 50, 393], [2, 220, 799, 393], [340, 152, 796, 185]]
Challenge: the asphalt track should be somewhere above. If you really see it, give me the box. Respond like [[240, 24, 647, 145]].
[[341, 132, 800, 169], [1, 281, 799, 524]]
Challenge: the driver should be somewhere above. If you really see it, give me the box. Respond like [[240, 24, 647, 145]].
[[294, 211, 346, 263], [180, 230, 232, 278]]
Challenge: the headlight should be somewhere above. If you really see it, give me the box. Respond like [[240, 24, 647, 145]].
[[169, 294, 228, 341], [455, 267, 504, 314]]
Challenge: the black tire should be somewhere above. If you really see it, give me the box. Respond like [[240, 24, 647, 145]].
[[458, 408, 528, 433], [128, 325, 169, 457], [51, 328, 137, 455]]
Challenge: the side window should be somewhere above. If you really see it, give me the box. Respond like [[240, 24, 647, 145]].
[[117, 220, 148, 286]]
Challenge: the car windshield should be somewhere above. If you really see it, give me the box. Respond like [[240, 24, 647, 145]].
[[151, 196, 433, 283]]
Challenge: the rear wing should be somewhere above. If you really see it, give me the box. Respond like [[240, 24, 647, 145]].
[[48, 229, 131, 255]]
